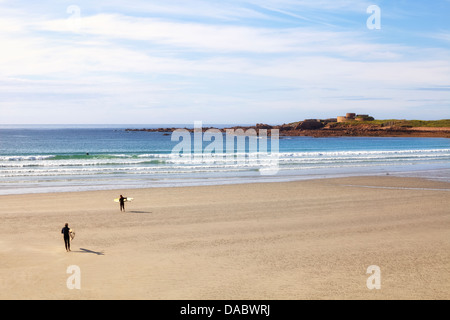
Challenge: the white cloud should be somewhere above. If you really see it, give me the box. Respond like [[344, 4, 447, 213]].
[[32, 12, 416, 62], [38, 14, 305, 53], [0, 1, 449, 123], [431, 31, 450, 43]]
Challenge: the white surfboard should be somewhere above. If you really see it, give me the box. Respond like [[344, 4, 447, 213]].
[[69, 229, 75, 241], [114, 197, 134, 203]]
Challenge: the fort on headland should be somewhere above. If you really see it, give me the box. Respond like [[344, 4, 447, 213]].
[[126, 113, 450, 138]]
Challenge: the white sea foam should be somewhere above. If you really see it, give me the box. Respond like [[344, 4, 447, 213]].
[[1, 149, 449, 180], [0, 155, 56, 161]]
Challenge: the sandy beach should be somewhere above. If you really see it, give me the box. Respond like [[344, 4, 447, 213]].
[[0, 176, 449, 300]]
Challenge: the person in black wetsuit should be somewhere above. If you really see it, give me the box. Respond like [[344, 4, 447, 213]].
[[61, 223, 71, 252], [119, 195, 127, 212]]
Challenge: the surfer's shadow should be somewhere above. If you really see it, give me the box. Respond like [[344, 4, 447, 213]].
[[77, 248, 105, 256]]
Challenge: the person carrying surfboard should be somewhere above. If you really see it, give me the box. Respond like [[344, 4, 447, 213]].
[[61, 223, 71, 252], [114, 196, 133, 210], [119, 195, 127, 212]]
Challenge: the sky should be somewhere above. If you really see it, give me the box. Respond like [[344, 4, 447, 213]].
[[0, 0, 449, 124]]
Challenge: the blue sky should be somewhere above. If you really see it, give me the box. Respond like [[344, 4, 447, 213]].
[[0, 0, 449, 124]]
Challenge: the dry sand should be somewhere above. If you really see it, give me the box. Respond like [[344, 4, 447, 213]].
[[0, 176, 449, 300]]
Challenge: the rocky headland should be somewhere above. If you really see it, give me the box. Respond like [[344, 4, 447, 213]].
[[126, 115, 450, 138]]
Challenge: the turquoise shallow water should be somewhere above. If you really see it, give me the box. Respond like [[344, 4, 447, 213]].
[[1, 125, 449, 194]]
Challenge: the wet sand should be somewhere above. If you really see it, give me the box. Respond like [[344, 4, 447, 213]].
[[0, 176, 449, 300]]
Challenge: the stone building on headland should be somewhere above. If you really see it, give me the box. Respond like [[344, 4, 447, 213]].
[[346, 113, 356, 120], [291, 112, 375, 131], [337, 113, 374, 122]]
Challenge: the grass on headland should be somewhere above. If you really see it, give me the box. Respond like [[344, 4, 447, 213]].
[[331, 119, 450, 128]]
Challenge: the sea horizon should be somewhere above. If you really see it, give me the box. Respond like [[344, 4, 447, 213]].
[[0, 123, 256, 129]]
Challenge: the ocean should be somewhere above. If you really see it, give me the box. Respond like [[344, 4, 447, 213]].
[[1, 124, 449, 195]]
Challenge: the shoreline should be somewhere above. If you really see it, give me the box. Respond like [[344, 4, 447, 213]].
[[1, 176, 449, 299], [2, 166, 450, 196], [2, 173, 450, 198]]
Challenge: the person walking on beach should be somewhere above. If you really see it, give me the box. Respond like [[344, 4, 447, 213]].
[[119, 195, 127, 212], [61, 223, 71, 252]]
